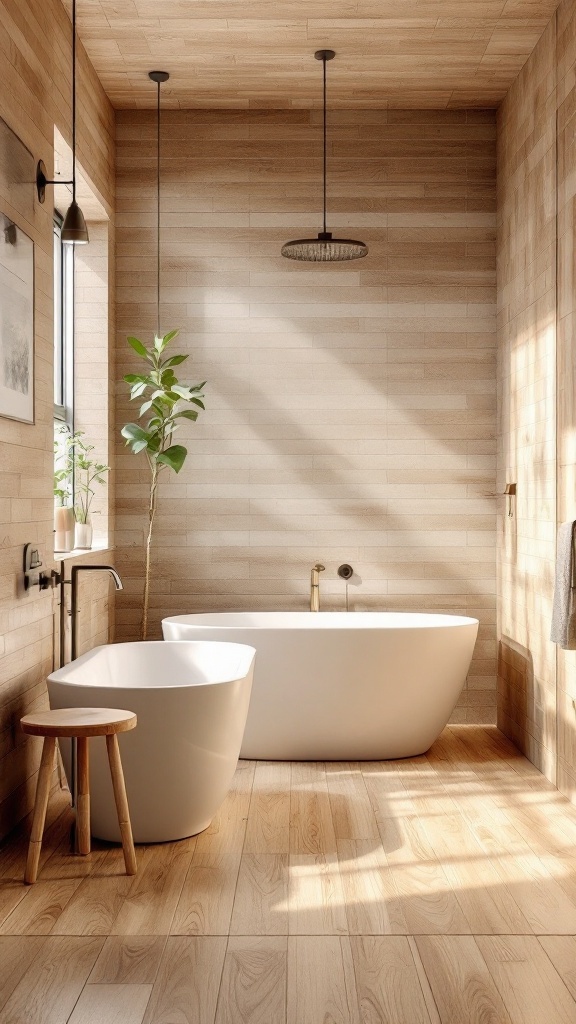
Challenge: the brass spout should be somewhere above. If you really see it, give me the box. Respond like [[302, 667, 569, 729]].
[[310, 563, 325, 612]]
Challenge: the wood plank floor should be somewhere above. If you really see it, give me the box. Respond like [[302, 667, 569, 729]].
[[2, 726, 576, 1023]]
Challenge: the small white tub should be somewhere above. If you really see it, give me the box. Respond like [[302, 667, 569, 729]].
[[48, 640, 255, 843], [163, 612, 478, 760]]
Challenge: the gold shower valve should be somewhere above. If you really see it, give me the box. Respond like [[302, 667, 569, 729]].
[[504, 483, 517, 517]]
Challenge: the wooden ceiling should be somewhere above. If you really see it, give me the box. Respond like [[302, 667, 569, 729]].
[[76, 1, 561, 109]]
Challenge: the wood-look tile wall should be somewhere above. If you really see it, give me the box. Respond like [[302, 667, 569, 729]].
[[0, 0, 115, 838], [497, 16, 558, 780], [115, 108, 498, 722], [497, 0, 576, 795], [555, 0, 576, 800]]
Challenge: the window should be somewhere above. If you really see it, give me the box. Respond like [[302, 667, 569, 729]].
[[53, 214, 74, 426], [54, 214, 75, 520], [53, 200, 111, 550]]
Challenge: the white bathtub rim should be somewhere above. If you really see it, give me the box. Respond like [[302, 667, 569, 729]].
[[163, 611, 479, 630], [48, 640, 256, 689]]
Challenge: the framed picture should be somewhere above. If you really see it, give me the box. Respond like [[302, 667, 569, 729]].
[[0, 214, 34, 424]]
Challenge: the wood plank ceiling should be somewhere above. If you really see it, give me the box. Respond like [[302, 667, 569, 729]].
[[75, 0, 562, 109]]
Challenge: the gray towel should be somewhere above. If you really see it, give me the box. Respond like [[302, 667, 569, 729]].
[[551, 521, 576, 649]]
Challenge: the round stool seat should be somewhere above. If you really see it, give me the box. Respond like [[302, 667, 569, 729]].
[[21, 707, 137, 738]]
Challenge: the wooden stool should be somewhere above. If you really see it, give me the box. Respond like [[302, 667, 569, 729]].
[[21, 707, 138, 884]]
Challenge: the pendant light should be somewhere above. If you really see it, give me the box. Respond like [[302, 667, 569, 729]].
[[149, 70, 169, 337], [281, 50, 367, 262], [61, 0, 88, 244], [36, 0, 89, 243]]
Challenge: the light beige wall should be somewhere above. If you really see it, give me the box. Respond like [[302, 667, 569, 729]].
[[497, 0, 576, 795], [115, 108, 498, 723], [496, 17, 558, 780], [0, 0, 115, 838], [555, 0, 576, 800]]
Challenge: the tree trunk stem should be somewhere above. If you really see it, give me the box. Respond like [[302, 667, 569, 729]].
[[141, 463, 159, 641]]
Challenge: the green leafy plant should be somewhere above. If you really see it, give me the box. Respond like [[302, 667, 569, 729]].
[[54, 425, 72, 506], [121, 329, 206, 640], [53, 425, 110, 522], [72, 434, 110, 525]]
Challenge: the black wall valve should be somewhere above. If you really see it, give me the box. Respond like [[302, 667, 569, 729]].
[[23, 543, 61, 592], [40, 569, 62, 590], [337, 563, 354, 580]]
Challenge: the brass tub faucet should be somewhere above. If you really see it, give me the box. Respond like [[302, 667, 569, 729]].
[[310, 563, 325, 612]]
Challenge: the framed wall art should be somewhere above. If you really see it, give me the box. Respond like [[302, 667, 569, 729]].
[[0, 214, 34, 424]]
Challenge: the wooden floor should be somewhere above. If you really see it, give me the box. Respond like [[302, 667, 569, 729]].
[[2, 726, 576, 1023]]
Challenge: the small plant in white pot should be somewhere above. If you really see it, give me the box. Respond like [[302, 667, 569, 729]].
[[54, 426, 74, 552], [72, 433, 110, 548], [54, 427, 110, 550], [121, 329, 206, 641]]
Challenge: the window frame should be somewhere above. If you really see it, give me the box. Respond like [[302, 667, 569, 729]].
[[53, 213, 74, 427]]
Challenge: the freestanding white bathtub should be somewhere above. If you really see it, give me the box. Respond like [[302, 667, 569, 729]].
[[162, 612, 478, 760], [47, 640, 255, 843]]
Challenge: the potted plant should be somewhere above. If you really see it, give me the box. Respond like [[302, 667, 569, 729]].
[[53, 426, 110, 551], [54, 427, 74, 552], [121, 329, 205, 640], [71, 433, 110, 549]]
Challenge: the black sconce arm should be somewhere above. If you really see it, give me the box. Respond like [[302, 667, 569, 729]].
[[36, 160, 74, 203]]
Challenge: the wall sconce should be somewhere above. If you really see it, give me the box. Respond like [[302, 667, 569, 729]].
[[504, 483, 517, 518]]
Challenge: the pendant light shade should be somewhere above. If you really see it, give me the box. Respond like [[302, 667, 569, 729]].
[[281, 50, 367, 263], [281, 231, 368, 262], [61, 199, 89, 244]]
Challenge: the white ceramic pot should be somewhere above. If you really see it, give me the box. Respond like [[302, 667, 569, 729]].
[[54, 506, 74, 552], [74, 522, 93, 549]]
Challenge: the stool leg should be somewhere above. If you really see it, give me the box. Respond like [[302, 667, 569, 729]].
[[25, 736, 56, 884], [76, 737, 91, 856], [106, 733, 137, 875]]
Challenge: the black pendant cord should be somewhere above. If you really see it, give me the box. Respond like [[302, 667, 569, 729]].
[[148, 71, 169, 334], [156, 77, 161, 339], [71, 0, 76, 203], [322, 54, 327, 235]]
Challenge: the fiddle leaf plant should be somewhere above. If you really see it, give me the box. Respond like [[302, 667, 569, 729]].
[[121, 329, 206, 640]]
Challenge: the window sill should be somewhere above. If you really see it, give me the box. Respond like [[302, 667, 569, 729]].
[[55, 541, 113, 562]]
